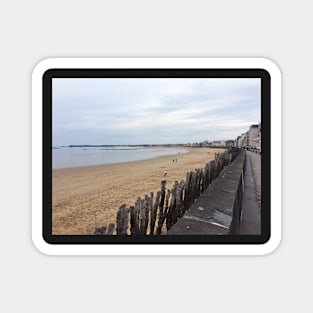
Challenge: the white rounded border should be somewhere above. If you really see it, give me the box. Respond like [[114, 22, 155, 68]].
[[32, 57, 281, 255]]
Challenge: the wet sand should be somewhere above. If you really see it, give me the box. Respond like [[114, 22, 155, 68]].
[[52, 147, 223, 234]]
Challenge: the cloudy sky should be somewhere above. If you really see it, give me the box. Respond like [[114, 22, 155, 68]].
[[52, 78, 260, 146]]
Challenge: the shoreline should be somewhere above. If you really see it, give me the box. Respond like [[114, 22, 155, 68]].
[[52, 147, 224, 235], [53, 147, 190, 172], [52, 146, 190, 170]]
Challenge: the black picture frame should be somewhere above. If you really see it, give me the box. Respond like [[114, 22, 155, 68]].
[[43, 68, 270, 244]]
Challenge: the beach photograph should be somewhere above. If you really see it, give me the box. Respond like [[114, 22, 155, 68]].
[[52, 77, 261, 236]]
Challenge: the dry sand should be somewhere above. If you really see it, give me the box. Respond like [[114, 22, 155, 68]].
[[52, 147, 223, 234]]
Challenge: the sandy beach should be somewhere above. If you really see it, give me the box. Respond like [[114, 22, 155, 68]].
[[52, 147, 224, 234]]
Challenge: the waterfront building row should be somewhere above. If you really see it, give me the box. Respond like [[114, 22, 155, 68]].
[[235, 123, 261, 151]]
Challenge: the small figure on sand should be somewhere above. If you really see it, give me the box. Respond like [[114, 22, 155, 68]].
[[163, 169, 168, 176], [173, 159, 175, 163]]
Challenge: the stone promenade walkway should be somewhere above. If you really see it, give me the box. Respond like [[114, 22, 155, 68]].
[[239, 151, 261, 234]]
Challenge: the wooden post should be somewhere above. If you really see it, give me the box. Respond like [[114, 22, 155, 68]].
[[176, 180, 184, 219], [94, 223, 116, 235], [150, 191, 160, 235], [148, 192, 154, 235], [208, 161, 213, 184], [203, 163, 209, 189], [166, 182, 177, 230], [184, 171, 191, 209], [195, 168, 201, 198], [164, 189, 171, 229], [199, 168, 204, 192], [107, 223, 115, 235], [94, 226, 106, 235], [116, 204, 129, 235], [156, 180, 166, 235], [160, 180, 166, 208], [190, 170, 197, 205], [138, 195, 149, 235], [130, 205, 140, 235], [138, 198, 145, 234], [157, 188, 171, 233], [180, 180, 186, 216]]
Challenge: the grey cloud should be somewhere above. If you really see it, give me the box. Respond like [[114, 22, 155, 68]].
[[52, 78, 260, 146]]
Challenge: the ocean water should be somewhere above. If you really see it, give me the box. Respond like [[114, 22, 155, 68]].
[[52, 146, 189, 169]]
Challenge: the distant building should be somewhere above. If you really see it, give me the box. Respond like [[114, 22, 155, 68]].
[[225, 140, 234, 147], [235, 123, 261, 150], [248, 124, 259, 147], [235, 135, 242, 148], [211, 140, 225, 147], [236, 132, 248, 148], [251, 123, 261, 149]]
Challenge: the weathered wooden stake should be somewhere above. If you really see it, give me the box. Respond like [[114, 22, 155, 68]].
[[116, 204, 129, 235], [107, 223, 115, 235], [150, 191, 160, 235], [156, 180, 167, 235], [130, 205, 140, 235]]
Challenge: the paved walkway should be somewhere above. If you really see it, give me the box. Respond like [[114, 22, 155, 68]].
[[239, 151, 261, 234]]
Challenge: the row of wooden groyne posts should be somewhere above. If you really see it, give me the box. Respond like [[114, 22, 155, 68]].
[[94, 148, 242, 235]]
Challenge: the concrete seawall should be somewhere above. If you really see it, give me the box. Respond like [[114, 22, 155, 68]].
[[167, 150, 246, 235]]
